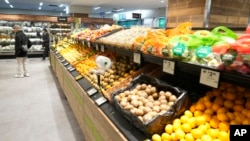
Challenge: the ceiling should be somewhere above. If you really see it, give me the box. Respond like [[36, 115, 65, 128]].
[[0, 0, 167, 14]]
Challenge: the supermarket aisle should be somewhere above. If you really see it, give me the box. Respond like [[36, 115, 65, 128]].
[[0, 58, 85, 141]]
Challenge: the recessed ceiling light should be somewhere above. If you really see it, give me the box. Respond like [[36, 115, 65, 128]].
[[39, 2, 43, 6], [59, 4, 64, 7], [10, 5, 13, 8], [105, 11, 111, 14], [94, 7, 101, 10], [38, 7, 41, 10], [160, 0, 165, 3], [115, 8, 124, 12], [5, 0, 9, 4]]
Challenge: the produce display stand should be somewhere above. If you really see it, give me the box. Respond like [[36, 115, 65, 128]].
[[49, 49, 147, 141]]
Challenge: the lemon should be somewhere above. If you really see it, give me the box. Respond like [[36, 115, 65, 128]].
[[165, 124, 173, 134], [175, 129, 185, 140], [182, 123, 192, 133], [161, 132, 171, 141], [152, 134, 161, 141], [185, 133, 194, 141]]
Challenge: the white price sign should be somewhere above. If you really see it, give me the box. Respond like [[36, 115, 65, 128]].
[[95, 44, 99, 50], [101, 45, 105, 52], [163, 60, 175, 75], [87, 88, 97, 96], [133, 53, 141, 64], [95, 96, 107, 106], [199, 68, 220, 88], [87, 42, 91, 47]]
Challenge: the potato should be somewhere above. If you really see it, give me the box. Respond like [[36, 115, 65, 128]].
[[158, 95, 166, 101], [120, 101, 127, 108], [152, 93, 159, 99], [143, 113, 153, 122], [153, 101, 161, 106], [141, 84, 147, 90], [169, 95, 177, 102], [115, 95, 121, 102], [152, 105, 160, 113], [143, 107, 152, 114], [135, 109, 144, 116], [147, 84, 152, 89], [145, 102, 154, 108], [124, 104, 134, 110], [150, 87, 157, 93], [139, 92, 148, 98], [148, 95, 154, 102], [145, 88, 151, 95], [131, 100, 139, 108], [168, 101, 174, 107], [159, 99, 168, 105], [138, 116, 143, 121], [135, 85, 141, 90], [119, 92, 126, 98], [160, 105, 169, 111], [165, 91, 172, 98]]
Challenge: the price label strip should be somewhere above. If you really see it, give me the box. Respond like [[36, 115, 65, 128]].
[[67, 66, 73, 70], [95, 96, 107, 106], [101, 45, 105, 52], [75, 75, 83, 81], [133, 52, 141, 64], [57, 55, 62, 59], [86, 88, 98, 96], [199, 68, 220, 88], [163, 60, 175, 75], [95, 44, 99, 50]]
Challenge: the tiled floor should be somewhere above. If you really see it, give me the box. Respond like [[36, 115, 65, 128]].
[[0, 58, 85, 141]]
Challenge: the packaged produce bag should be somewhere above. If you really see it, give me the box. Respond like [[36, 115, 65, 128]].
[[111, 74, 191, 136]]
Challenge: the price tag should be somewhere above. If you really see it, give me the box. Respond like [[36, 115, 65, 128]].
[[199, 68, 220, 88], [163, 60, 175, 75], [95, 44, 99, 50], [86, 88, 98, 96], [133, 52, 141, 64], [67, 66, 73, 70], [75, 75, 83, 81], [88, 41, 91, 47], [57, 55, 62, 59], [101, 45, 105, 52], [95, 96, 107, 106], [69, 67, 76, 72], [63, 62, 69, 66], [60, 59, 66, 63]]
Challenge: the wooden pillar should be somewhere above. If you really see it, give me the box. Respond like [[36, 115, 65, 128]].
[[166, 0, 250, 28]]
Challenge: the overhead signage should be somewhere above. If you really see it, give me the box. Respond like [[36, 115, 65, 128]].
[[132, 13, 141, 19]]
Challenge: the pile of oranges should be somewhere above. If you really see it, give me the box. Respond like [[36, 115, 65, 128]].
[[152, 82, 250, 141]]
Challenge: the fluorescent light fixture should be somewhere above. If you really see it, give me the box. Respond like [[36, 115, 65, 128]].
[[38, 7, 41, 10], [116, 8, 124, 12], [94, 7, 101, 10], [5, 0, 9, 4], [59, 4, 64, 7], [105, 11, 112, 14], [39, 2, 43, 6], [10, 5, 13, 8], [160, 0, 165, 3]]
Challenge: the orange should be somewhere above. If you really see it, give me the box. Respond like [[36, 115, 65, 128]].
[[203, 95, 212, 102], [236, 86, 246, 92], [219, 121, 230, 132], [211, 103, 220, 112], [217, 107, 228, 114], [182, 123, 192, 133], [204, 109, 214, 115], [224, 100, 234, 109], [246, 111, 250, 118], [217, 113, 229, 122], [165, 124, 173, 134], [191, 128, 203, 139], [161, 133, 171, 141], [195, 102, 206, 111], [242, 119, 250, 125], [214, 96, 224, 106], [185, 133, 194, 141], [218, 131, 229, 141], [226, 112, 235, 121], [224, 92, 236, 100], [245, 101, 250, 109], [204, 101, 212, 108], [210, 118, 220, 128], [152, 134, 161, 141], [212, 89, 222, 97], [235, 98, 245, 105], [230, 120, 240, 125], [233, 105, 244, 112], [241, 109, 248, 116], [190, 105, 196, 113]]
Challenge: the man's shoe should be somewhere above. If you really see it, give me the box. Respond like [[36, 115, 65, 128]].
[[14, 74, 24, 78], [24, 73, 30, 77]]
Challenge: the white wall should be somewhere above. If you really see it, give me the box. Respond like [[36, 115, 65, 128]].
[[0, 8, 63, 16]]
